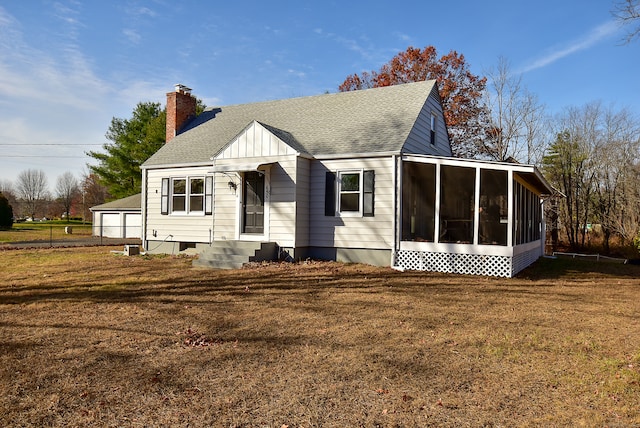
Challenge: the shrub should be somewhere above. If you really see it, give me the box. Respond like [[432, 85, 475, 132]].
[[0, 192, 13, 230]]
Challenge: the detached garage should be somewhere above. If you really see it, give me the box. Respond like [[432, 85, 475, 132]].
[[90, 193, 142, 239]]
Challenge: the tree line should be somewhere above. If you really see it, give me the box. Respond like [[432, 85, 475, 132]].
[[0, 171, 109, 224]]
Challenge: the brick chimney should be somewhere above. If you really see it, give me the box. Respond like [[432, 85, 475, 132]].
[[166, 84, 196, 143]]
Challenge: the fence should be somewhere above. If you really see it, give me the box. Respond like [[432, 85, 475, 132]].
[[552, 251, 627, 264], [1, 224, 140, 248]]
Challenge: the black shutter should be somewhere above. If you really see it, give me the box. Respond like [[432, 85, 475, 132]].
[[325, 172, 336, 216], [161, 178, 169, 215], [363, 170, 375, 217]]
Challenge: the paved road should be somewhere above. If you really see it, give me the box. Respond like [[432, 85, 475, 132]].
[[0, 237, 142, 249]]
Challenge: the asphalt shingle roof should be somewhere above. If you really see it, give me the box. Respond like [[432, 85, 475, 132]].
[[143, 80, 437, 167], [90, 193, 141, 211]]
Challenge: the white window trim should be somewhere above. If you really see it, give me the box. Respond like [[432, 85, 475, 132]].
[[170, 176, 206, 216], [336, 169, 364, 217]]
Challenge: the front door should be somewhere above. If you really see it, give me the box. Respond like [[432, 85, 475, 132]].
[[243, 171, 264, 234]]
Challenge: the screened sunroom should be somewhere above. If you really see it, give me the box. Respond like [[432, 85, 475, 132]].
[[394, 155, 554, 277]]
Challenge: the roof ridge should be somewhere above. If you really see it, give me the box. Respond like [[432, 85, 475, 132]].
[[204, 79, 437, 110]]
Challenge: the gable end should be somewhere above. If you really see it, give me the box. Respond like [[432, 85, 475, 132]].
[[214, 121, 302, 160]]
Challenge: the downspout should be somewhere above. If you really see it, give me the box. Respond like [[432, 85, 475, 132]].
[[540, 196, 546, 256], [141, 167, 148, 250], [210, 158, 216, 246]]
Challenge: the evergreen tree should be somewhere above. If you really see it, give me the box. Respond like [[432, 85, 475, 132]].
[[88, 102, 166, 199], [0, 192, 13, 230], [88, 99, 206, 199]]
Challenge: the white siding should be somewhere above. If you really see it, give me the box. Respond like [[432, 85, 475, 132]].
[[145, 153, 302, 246], [295, 157, 311, 247], [146, 166, 214, 243], [309, 157, 395, 250], [212, 170, 240, 241], [403, 89, 452, 157], [217, 121, 298, 160], [266, 156, 298, 247]]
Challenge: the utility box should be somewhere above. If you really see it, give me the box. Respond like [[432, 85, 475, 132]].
[[124, 245, 140, 256]]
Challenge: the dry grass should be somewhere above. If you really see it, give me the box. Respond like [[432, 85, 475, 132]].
[[0, 224, 93, 243], [1, 247, 640, 427]]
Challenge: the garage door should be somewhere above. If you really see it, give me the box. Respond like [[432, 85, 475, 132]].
[[123, 213, 141, 238], [101, 213, 121, 238]]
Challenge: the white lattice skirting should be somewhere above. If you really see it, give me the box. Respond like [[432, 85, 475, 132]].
[[395, 249, 539, 278]]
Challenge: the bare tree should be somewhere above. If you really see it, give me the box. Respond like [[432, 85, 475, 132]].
[[613, 0, 640, 43], [521, 91, 549, 165], [619, 163, 640, 250], [55, 172, 80, 220], [596, 108, 640, 249], [0, 179, 12, 194], [592, 108, 632, 251], [16, 169, 49, 219], [543, 103, 602, 249], [544, 102, 640, 252], [80, 172, 110, 222], [483, 57, 547, 163]]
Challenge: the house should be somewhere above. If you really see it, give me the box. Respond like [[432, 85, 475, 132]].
[[90, 193, 142, 239], [140, 81, 553, 277]]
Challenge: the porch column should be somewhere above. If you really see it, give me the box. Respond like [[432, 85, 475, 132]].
[[392, 154, 400, 266], [433, 162, 442, 243], [473, 167, 481, 245]]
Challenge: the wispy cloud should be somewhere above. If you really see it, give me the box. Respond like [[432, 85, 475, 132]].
[[120, 4, 159, 46], [520, 20, 621, 73], [287, 69, 306, 78], [0, 2, 160, 179], [122, 28, 141, 44], [393, 31, 412, 43], [131, 6, 156, 18]]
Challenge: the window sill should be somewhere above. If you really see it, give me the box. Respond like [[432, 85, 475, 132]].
[[169, 212, 207, 217]]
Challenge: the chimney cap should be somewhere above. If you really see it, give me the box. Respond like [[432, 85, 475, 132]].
[[174, 83, 192, 94]]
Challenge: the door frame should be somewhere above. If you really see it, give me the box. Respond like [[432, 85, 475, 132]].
[[236, 168, 270, 241]]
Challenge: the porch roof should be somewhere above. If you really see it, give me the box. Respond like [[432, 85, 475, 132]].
[[208, 161, 274, 173], [90, 193, 141, 212]]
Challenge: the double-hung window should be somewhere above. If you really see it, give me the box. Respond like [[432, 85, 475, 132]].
[[189, 178, 204, 212], [172, 179, 187, 212], [339, 171, 361, 213], [161, 176, 213, 215], [325, 170, 374, 217]]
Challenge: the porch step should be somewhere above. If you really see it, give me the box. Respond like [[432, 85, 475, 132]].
[[193, 241, 278, 269]]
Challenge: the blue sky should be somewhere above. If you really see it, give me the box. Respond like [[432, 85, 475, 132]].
[[0, 0, 637, 191]]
